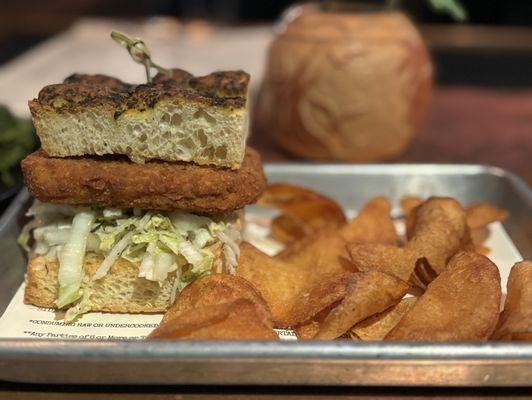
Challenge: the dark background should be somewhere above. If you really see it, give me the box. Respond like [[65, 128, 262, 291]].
[[2, 0, 532, 86]]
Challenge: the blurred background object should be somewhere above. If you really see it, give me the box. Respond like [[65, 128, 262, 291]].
[[0, 106, 35, 187], [255, 3, 433, 162], [0, 0, 531, 207], [3, 0, 532, 85], [0, 106, 37, 211]]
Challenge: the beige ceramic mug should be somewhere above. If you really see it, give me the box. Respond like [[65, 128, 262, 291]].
[[255, 3, 433, 162]]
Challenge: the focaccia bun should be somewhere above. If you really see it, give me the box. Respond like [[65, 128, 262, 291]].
[[24, 243, 224, 313], [28, 69, 250, 169]]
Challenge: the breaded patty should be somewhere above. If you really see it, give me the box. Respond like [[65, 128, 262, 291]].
[[22, 147, 266, 213]]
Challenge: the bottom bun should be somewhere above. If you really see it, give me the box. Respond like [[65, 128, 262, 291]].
[[24, 244, 223, 313]]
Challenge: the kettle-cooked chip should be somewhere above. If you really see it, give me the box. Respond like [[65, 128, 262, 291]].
[[466, 204, 508, 254], [402, 197, 507, 255], [314, 271, 409, 340], [149, 299, 279, 340], [238, 242, 353, 327], [350, 297, 417, 340], [278, 197, 397, 272], [385, 252, 501, 341], [466, 204, 508, 229], [349, 197, 472, 288], [347, 243, 413, 282], [257, 183, 346, 244], [149, 274, 278, 340], [161, 274, 272, 327], [492, 261, 532, 341], [406, 197, 472, 273], [238, 197, 399, 328]]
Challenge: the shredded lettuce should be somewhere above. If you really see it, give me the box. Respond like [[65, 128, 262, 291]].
[[56, 211, 95, 308], [19, 201, 242, 320], [192, 228, 214, 248], [174, 252, 213, 295], [169, 211, 212, 232], [64, 287, 92, 322], [102, 208, 123, 219]]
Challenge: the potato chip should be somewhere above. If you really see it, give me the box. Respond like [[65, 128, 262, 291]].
[[401, 196, 422, 238], [347, 243, 413, 282], [237, 242, 352, 327], [294, 305, 336, 340], [289, 273, 354, 327], [470, 226, 489, 249], [295, 321, 321, 340], [275, 226, 348, 266], [386, 252, 501, 341], [466, 204, 508, 230], [492, 261, 532, 341], [350, 297, 417, 340], [466, 204, 508, 254], [238, 197, 400, 328], [340, 197, 398, 246], [403, 199, 508, 254], [148, 274, 278, 340], [410, 258, 438, 293], [148, 299, 279, 340], [349, 197, 472, 287], [161, 274, 272, 327], [406, 197, 472, 272], [269, 214, 307, 244], [257, 183, 346, 244], [279, 197, 397, 272], [314, 271, 409, 340], [401, 196, 423, 217]]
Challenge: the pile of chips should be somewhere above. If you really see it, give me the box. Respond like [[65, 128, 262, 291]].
[[150, 183, 530, 342]]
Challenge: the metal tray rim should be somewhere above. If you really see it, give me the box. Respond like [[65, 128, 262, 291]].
[[1, 340, 532, 361], [264, 162, 531, 197]]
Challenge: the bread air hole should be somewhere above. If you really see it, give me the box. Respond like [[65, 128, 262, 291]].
[[196, 129, 208, 146], [204, 146, 215, 159], [161, 113, 171, 124], [215, 146, 227, 159], [170, 113, 183, 126], [178, 137, 195, 150], [193, 108, 216, 124]]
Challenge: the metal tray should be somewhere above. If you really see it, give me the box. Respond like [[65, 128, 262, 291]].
[[0, 163, 531, 387]]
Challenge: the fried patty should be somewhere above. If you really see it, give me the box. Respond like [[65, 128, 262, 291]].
[[22, 147, 266, 213]]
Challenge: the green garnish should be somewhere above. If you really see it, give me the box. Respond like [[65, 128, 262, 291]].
[[0, 105, 36, 186]]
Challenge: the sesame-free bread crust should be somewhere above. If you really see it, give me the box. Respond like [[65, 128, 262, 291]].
[[24, 255, 174, 313], [29, 69, 250, 168], [24, 244, 225, 313]]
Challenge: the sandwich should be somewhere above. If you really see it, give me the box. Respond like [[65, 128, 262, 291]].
[[19, 69, 266, 321]]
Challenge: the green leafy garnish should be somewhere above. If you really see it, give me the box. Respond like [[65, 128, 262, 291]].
[[0, 105, 36, 187]]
